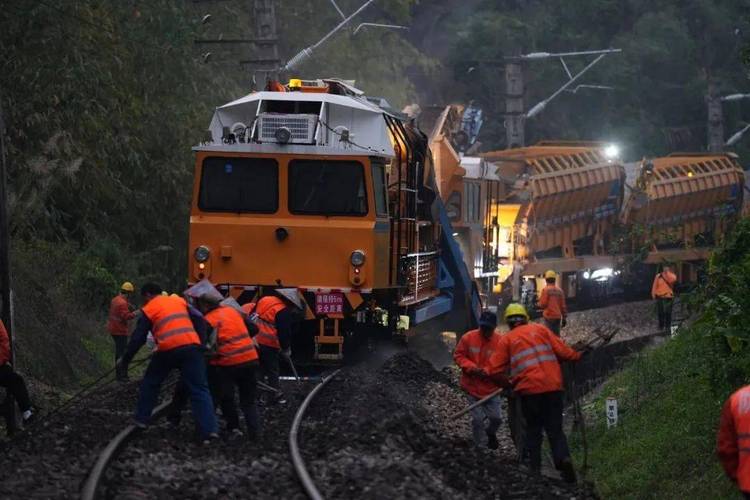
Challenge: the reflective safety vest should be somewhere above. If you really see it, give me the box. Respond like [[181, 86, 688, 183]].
[[205, 305, 258, 366], [250, 296, 286, 349], [453, 329, 504, 398], [241, 302, 256, 316], [718, 385, 750, 492], [539, 285, 567, 320], [141, 295, 201, 352], [491, 323, 580, 395]]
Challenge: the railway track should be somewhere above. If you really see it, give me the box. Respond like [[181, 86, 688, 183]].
[[0, 350, 594, 499]]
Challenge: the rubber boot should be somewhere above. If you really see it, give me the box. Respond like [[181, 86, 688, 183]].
[[558, 458, 577, 484]]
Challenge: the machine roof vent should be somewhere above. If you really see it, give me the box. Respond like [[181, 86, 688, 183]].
[[258, 113, 317, 144]]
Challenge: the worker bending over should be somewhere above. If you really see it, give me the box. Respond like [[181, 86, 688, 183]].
[[0, 319, 33, 424], [538, 270, 567, 336], [717, 385, 750, 499], [246, 293, 294, 405], [107, 281, 136, 381], [197, 294, 261, 440], [651, 265, 677, 333], [119, 283, 218, 440], [453, 311, 505, 450], [493, 303, 582, 483]]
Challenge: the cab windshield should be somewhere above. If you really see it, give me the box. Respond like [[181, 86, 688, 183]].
[[198, 157, 278, 213], [288, 159, 367, 216]]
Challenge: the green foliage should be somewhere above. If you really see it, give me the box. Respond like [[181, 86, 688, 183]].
[[573, 218, 750, 498], [448, 0, 750, 159]]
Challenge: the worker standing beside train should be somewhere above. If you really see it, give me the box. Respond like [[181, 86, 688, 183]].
[[453, 311, 506, 450], [248, 293, 294, 405], [651, 265, 677, 333], [118, 283, 218, 440], [538, 270, 567, 336], [197, 294, 261, 440], [107, 282, 136, 382], [492, 303, 582, 483], [0, 319, 34, 424], [717, 385, 750, 499]]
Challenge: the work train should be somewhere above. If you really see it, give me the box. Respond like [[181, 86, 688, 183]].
[[187, 79, 744, 360], [188, 78, 479, 361], [422, 104, 745, 308]]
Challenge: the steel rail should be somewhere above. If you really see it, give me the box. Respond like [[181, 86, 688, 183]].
[[81, 399, 172, 500], [289, 369, 341, 500]]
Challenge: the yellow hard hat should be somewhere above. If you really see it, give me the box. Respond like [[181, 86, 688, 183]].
[[121, 282, 134, 293], [503, 303, 529, 323], [170, 293, 179, 298], [544, 270, 557, 280], [161, 291, 169, 296]]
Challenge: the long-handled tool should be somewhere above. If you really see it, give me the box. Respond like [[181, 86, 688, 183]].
[[449, 386, 505, 420], [281, 351, 301, 383], [257, 380, 281, 394]]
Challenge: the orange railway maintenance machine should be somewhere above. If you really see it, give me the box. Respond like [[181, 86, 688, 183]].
[[188, 79, 480, 362]]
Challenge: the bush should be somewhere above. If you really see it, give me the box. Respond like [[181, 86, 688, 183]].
[[572, 218, 750, 498]]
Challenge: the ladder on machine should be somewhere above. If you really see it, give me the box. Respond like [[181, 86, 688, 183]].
[[314, 317, 344, 361]]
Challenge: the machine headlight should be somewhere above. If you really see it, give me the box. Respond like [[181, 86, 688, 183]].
[[350, 250, 366, 267], [604, 144, 620, 159], [194, 245, 210, 263]]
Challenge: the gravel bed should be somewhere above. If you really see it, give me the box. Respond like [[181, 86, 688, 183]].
[[0, 379, 147, 498], [303, 353, 597, 499], [104, 380, 313, 499], [562, 300, 657, 346]]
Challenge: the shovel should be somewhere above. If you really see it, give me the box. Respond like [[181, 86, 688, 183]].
[[281, 351, 301, 383], [450, 387, 506, 420]]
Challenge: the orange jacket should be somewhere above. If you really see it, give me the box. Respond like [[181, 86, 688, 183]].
[[454, 329, 506, 398], [651, 271, 677, 299], [539, 284, 567, 320], [141, 295, 201, 352], [490, 323, 580, 395], [251, 296, 286, 349], [205, 306, 258, 366], [0, 320, 10, 366], [241, 302, 256, 316], [717, 385, 750, 492], [107, 294, 135, 335]]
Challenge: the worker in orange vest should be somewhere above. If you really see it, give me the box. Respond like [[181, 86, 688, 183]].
[[538, 270, 567, 336], [197, 294, 261, 440], [651, 264, 677, 333], [107, 282, 136, 381], [717, 385, 750, 498], [247, 293, 294, 405], [119, 283, 218, 440], [453, 311, 507, 449], [0, 319, 34, 425], [490, 303, 582, 483]]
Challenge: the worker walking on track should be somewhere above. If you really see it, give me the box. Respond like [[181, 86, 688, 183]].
[[0, 319, 34, 425], [119, 283, 218, 440], [197, 293, 262, 440], [107, 282, 136, 381], [247, 293, 295, 405], [717, 385, 750, 499], [453, 311, 505, 450], [651, 264, 677, 333], [539, 270, 567, 336], [491, 303, 582, 483]]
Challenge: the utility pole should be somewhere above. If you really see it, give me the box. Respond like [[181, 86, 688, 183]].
[[707, 77, 724, 152], [247, 0, 281, 84], [504, 60, 525, 148], [0, 95, 17, 434]]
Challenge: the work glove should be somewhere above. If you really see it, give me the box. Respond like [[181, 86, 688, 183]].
[[468, 367, 487, 378]]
